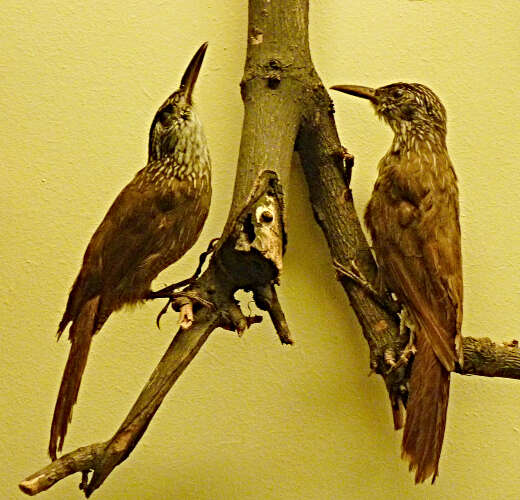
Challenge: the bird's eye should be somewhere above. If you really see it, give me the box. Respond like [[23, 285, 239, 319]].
[[391, 88, 404, 99], [158, 104, 174, 125]]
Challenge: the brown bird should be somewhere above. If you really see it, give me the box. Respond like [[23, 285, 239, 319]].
[[331, 82, 463, 483], [49, 43, 212, 460]]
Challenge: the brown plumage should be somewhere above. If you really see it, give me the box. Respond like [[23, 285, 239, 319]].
[[331, 83, 462, 483], [49, 43, 211, 460]]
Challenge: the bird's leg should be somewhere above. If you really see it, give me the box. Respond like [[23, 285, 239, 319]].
[[173, 292, 213, 330], [148, 277, 194, 299], [148, 238, 219, 299], [386, 309, 416, 374], [155, 300, 173, 328], [334, 259, 374, 291], [149, 238, 219, 327], [333, 259, 399, 314]]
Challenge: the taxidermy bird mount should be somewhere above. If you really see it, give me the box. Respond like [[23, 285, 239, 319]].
[[331, 82, 463, 483], [49, 42, 212, 461]]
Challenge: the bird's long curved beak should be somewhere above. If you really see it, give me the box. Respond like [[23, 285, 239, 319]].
[[180, 42, 208, 104], [330, 84, 378, 104]]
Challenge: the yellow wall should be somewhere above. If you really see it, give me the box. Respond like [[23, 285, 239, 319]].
[[2, 1, 520, 498]]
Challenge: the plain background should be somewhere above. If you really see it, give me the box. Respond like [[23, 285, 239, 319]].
[[2, 1, 520, 498]]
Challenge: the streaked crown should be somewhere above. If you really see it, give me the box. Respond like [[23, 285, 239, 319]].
[[148, 42, 208, 163], [373, 83, 447, 132], [331, 82, 448, 138]]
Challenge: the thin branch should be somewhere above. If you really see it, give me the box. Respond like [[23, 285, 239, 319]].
[[19, 444, 106, 496], [459, 337, 520, 379], [253, 283, 293, 345], [82, 309, 219, 496], [148, 237, 219, 299], [21, 306, 219, 497], [296, 84, 410, 426]]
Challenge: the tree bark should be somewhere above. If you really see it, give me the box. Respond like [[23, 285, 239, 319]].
[[20, 0, 520, 495]]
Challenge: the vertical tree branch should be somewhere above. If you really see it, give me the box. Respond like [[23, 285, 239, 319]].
[[21, 0, 312, 495]]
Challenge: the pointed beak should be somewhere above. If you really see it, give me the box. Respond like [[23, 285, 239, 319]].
[[179, 42, 208, 104], [330, 84, 378, 104]]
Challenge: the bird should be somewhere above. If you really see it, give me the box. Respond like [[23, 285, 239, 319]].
[[331, 82, 463, 483], [49, 42, 212, 461]]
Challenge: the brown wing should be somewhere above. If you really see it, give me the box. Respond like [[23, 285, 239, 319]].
[[365, 150, 462, 370], [59, 166, 210, 333]]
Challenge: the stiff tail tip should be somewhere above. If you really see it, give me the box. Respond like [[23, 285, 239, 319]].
[[401, 339, 450, 484], [49, 296, 99, 460], [401, 447, 439, 484]]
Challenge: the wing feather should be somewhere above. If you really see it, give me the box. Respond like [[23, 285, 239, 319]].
[[366, 149, 462, 370], [60, 166, 210, 331]]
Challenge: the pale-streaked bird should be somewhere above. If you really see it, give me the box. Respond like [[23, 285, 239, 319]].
[[332, 82, 463, 483], [49, 43, 212, 460]]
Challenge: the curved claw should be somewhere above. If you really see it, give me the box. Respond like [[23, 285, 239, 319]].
[[156, 299, 173, 329]]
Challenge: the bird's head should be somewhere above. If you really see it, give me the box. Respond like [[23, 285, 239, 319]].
[[148, 42, 208, 162], [331, 82, 447, 138]]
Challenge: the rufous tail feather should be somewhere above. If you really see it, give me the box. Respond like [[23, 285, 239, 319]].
[[49, 296, 100, 460], [401, 332, 450, 483]]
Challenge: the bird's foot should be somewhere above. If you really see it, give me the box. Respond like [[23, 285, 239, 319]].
[[334, 259, 399, 313], [386, 319, 416, 374], [155, 291, 215, 328], [385, 345, 416, 374]]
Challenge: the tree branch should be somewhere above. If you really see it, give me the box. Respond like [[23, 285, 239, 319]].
[[458, 337, 520, 379], [21, 0, 308, 495], [20, 0, 520, 495], [294, 46, 520, 427]]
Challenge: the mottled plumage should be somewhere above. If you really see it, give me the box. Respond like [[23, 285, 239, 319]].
[[49, 43, 211, 460], [332, 82, 462, 483]]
